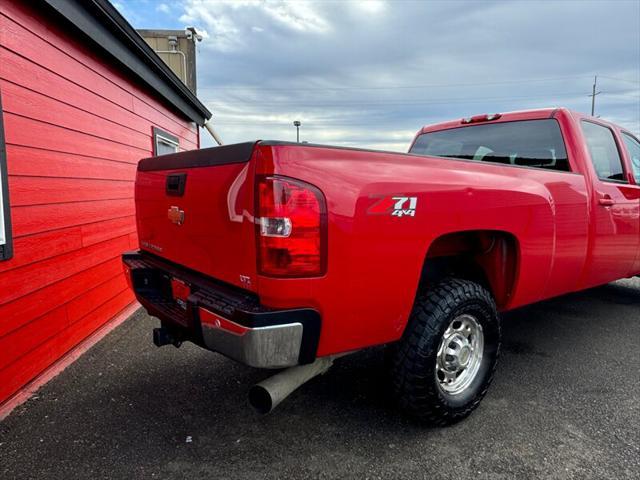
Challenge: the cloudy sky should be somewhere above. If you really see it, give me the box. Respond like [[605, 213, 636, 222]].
[[116, 0, 640, 151]]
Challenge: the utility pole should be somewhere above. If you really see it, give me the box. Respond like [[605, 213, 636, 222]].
[[589, 75, 601, 116], [293, 120, 301, 143]]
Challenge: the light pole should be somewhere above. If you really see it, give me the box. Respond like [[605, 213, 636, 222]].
[[293, 120, 301, 143]]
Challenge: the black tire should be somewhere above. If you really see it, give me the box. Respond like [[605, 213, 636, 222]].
[[390, 278, 501, 425]]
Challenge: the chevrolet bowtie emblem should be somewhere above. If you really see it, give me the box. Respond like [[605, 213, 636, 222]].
[[168, 206, 185, 225]]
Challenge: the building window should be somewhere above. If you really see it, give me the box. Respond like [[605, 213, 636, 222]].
[[0, 90, 12, 261], [153, 127, 179, 156]]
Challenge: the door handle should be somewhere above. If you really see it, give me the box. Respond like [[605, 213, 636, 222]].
[[597, 193, 615, 206]]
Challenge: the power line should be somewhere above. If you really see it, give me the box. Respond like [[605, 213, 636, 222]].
[[201, 75, 597, 92], [210, 90, 637, 108], [202, 75, 640, 93], [597, 75, 640, 85]]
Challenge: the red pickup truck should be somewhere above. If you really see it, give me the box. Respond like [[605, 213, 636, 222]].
[[123, 108, 640, 424]]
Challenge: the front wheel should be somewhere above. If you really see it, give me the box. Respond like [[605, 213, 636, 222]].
[[390, 278, 501, 425]]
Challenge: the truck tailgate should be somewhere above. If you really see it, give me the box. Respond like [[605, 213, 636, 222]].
[[135, 142, 258, 292]]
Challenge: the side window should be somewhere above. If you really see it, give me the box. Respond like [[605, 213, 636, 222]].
[[0, 90, 12, 261], [580, 121, 626, 183], [153, 127, 179, 156], [621, 133, 640, 183]]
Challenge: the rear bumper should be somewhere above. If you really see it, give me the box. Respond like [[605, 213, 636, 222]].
[[122, 251, 320, 368]]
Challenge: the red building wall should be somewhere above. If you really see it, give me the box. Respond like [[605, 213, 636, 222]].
[[0, 1, 199, 404]]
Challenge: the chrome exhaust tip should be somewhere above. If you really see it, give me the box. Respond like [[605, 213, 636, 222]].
[[248, 355, 343, 414], [248, 384, 276, 415]]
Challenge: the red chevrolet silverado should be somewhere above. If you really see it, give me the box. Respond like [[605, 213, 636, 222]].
[[123, 108, 640, 423]]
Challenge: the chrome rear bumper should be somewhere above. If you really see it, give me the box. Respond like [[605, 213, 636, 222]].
[[200, 309, 304, 368], [122, 251, 320, 369]]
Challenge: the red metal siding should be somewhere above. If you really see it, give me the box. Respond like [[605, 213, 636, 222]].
[[0, 1, 199, 404]]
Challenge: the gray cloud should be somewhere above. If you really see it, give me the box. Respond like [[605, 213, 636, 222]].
[[174, 0, 640, 149]]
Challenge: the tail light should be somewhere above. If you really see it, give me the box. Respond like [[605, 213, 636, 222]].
[[256, 176, 327, 277]]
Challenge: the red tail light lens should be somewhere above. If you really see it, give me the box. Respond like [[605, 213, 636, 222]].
[[256, 176, 327, 277]]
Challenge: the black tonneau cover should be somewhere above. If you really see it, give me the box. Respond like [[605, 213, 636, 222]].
[[138, 141, 258, 171]]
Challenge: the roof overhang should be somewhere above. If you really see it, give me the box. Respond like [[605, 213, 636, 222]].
[[41, 0, 212, 126]]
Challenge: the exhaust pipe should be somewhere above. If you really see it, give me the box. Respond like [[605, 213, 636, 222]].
[[249, 356, 339, 414]]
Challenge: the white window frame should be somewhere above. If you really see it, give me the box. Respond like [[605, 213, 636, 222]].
[[0, 90, 12, 261], [152, 127, 180, 156]]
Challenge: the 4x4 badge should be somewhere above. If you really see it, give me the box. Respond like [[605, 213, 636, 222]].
[[168, 206, 185, 225], [367, 195, 418, 217]]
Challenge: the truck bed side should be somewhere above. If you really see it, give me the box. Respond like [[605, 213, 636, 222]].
[[253, 141, 589, 356]]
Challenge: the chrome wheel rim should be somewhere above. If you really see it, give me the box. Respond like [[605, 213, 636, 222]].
[[435, 314, 484, 395]]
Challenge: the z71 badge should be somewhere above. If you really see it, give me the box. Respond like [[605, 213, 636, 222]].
[[367, 195, 418, 217]]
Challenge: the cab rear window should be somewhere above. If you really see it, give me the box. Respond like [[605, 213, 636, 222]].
[[410, 119, 570, 172]]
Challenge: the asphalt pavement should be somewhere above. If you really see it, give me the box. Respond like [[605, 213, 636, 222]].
[[1, 278, 639, 480]]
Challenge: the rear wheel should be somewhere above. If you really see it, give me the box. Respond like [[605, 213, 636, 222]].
[[390, 278, 501, 425]]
